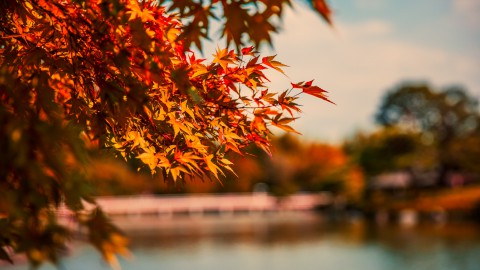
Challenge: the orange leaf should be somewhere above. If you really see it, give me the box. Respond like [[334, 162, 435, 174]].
[[241, 46, 255, 56], [303, 86, 336, 104], [271, 121, 301, 134], [204, 154, 222, 179], [262, 55, 288, 76], [213, 47, 235, 71]]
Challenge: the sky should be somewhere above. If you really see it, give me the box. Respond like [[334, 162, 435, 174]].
[[208, 0, 480, 143]]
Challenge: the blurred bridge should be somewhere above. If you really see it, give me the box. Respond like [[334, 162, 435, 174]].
[[79, 193, 333, 217]]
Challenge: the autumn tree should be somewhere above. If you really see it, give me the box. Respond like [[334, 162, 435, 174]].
[[0, 0, 334, 267]]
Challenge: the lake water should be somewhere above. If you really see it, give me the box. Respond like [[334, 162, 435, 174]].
[[3, 212, 480, 270]]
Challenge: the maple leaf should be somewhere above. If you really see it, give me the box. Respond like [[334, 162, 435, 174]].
[[127, 1, 155, 22], [179, 100, 191, 118], [219, 158, 238, 177], [247, 133, 272, 157], [271, 122, 301, 134], [292, 80, 335, 104], [271, 114, 300, 134], [191, 63, 209, 78], [125, 131, 146, 149], [251, 116, 268, 133], [303, 86, 335, 104], [220, 128, 244, 155], [204, 154, 222, 179], [167, 112, 191, 138], [260, 90, 277, 104], [168, 165, 189, 182], [174, 150, 201, 171], [136, 146, 159, 173], [241, 46, 255, 56], [262, 55, 288, 76], [277, 90, 301, 116], [213, 47, 235, 71]]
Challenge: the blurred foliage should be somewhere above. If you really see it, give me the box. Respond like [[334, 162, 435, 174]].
[[264, 135, 364, 201], [375, 82, 480, 184], [344, 128, 424, 177]]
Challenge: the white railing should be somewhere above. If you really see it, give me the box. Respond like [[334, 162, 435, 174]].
[[59, 193, 333, 218]]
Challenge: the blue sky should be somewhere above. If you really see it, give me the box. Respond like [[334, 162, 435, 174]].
[[207, 0, 480, 143]]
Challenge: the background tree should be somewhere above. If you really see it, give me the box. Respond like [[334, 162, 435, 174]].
[[0, 0, 334, 267], [375, 82, 480, 185]]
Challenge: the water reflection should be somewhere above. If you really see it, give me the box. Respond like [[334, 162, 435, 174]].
[[117, 213, 480, 248], [3, 213, 480, 270]]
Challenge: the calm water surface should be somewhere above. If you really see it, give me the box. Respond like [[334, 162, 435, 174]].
[[3, 213, 480, 270]]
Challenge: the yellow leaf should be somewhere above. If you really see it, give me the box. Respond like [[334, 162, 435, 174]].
[[157, 154, 171, 168], [154, 108, 166, 121], [191, 64, 209, 78], [126, 1, 155, 22], [251, 116, 267, 132], [175, 151, 201, 171], [169, 166, 188, 182], [262, 55, 289, 76], [223, 128, 242, 141], [185, 135, 208, 154], [167, 27, 181, 45], [213, 48, 235, 71], [180, 100, 195, 119], [221, 158, 233, 165], [271, 122, 301, 134], [204, 154, 221, 179], [225, 142, 243, 155], [136, 146, 158, 172], [126, 131, 146, 148], [167, 113, 182, 138]]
